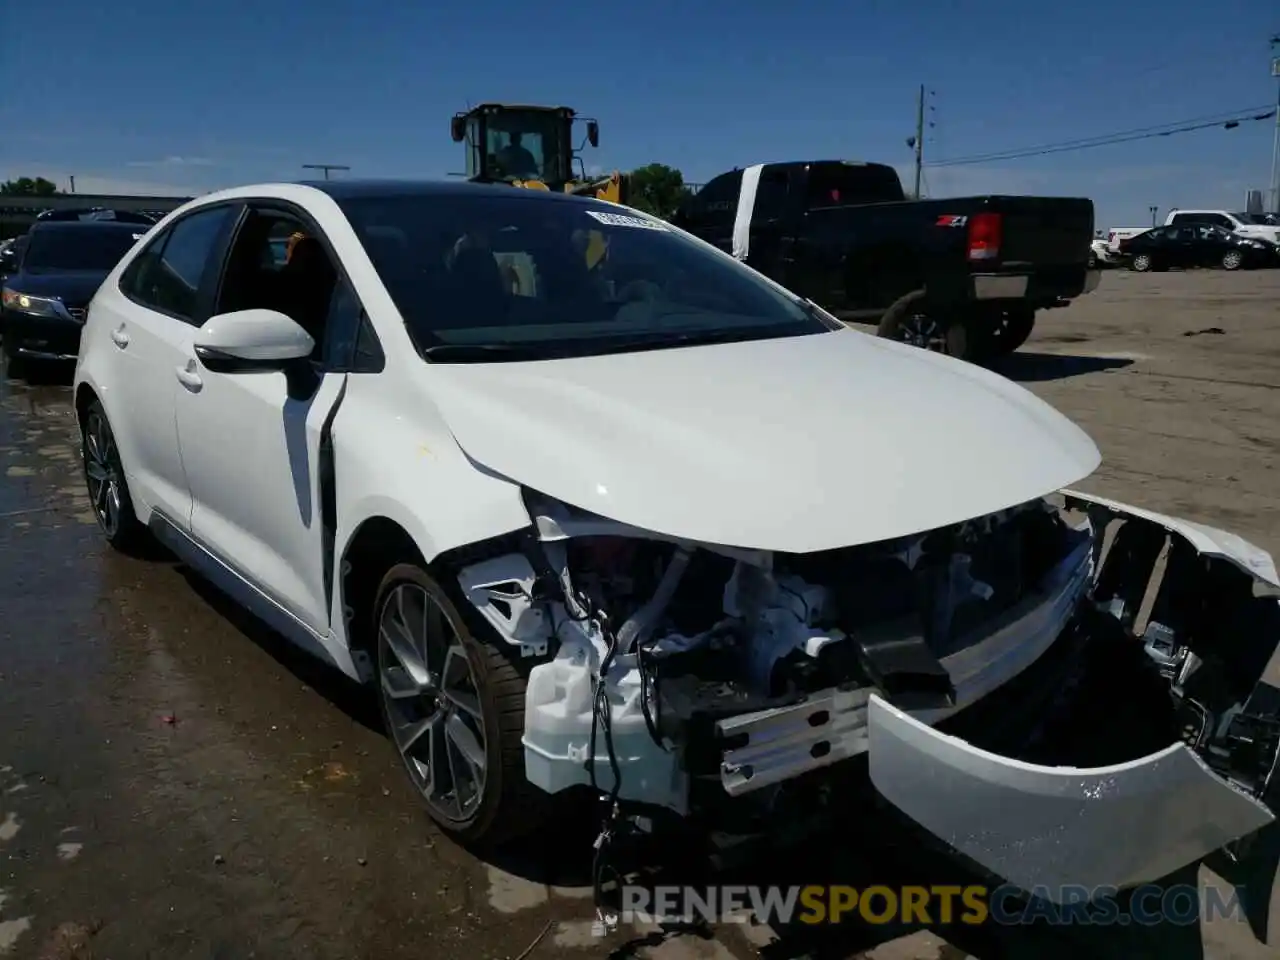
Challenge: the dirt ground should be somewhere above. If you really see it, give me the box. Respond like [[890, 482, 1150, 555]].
[[0, 267, 1277, 960]]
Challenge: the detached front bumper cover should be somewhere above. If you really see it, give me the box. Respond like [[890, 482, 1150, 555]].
[[868, 490, 1280, 903]]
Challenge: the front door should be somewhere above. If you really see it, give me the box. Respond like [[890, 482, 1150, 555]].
[[174, 204, 353, 634]]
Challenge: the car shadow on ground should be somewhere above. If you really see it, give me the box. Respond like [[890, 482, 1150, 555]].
[[176, 566, 385, 736], [991, 351, 1135, 383]]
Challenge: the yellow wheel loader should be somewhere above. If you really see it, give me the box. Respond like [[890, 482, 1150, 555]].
[[450, 103, 629, 271]]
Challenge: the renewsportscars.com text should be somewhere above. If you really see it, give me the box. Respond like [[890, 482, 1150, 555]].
[[617, 883, 1246, 928]]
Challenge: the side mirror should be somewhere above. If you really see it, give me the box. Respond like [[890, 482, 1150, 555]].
[[586, 120, 599, 148], [193, 308, 314, 372], [450, 116, 467, 143]]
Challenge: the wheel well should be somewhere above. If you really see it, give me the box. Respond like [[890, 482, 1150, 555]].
[[74, 383, 99, 431], [340, 518, 426, 674]]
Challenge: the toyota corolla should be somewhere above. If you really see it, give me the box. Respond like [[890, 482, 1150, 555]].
[[72, 180, 1280, 908]]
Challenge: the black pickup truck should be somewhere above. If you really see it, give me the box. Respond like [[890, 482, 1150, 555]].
[[670, 160, 1100, 362]]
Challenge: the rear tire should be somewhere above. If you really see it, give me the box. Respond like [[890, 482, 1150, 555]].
[[80, 399, 148, 552], [372, 563, 547, 847], [989, 307, 1036, 357], [1221, 250, 1243, 271], [877, 290, 989, 364], [1131, 254, 1153, 272]]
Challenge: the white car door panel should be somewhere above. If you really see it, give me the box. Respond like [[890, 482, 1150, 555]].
[[176, 364, 347, 634]]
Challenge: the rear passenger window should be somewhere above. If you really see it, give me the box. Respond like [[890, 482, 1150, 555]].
[[120, 205, 235, 324]]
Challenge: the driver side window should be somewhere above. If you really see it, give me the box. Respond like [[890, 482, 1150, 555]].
[[215, 206, 347, 365]]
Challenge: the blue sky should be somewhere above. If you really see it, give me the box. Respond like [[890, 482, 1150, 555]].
[[1, 0, 1276, 227]]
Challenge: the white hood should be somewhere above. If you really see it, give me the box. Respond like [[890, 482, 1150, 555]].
[[427, 329, 1101, 553]]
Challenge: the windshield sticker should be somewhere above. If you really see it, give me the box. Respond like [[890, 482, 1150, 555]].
[[585, 210, 668, 231]]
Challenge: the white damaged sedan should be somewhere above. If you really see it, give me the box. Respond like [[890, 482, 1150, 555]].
[[73, 180, 1280, 903]]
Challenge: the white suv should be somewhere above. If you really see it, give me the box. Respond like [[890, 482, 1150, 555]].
[[73, 180, 1279, 900]]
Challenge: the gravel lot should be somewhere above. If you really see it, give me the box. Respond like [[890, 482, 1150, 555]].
[[0, 266, 1277, 960]]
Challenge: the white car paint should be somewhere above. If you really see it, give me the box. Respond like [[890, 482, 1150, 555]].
[[72, 180, 1279, 899]]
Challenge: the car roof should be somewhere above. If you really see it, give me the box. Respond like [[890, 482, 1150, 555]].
[[300, 178, 609, 207]]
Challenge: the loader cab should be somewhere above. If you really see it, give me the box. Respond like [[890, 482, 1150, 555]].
[[451, 103, 599, 190]]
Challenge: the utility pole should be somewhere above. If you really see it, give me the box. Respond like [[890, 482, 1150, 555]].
[[1269, 34, 1280, 213], [913, 84, 925, 199], [302, 163, 351, 181], [1149, 206, 1158, 226], [68, 176, 75, 194]]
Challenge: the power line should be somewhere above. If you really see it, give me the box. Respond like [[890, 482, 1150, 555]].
[[929, 105, 1276, 168]]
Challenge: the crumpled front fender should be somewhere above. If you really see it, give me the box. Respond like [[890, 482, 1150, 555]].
[[868, 490, 1280, 904]]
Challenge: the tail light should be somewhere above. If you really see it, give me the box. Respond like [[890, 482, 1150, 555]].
[[1108, 230, 1116, 243], [967, 212, 1001, 261]]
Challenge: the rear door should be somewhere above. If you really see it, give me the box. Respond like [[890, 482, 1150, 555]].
[[89, 203, 241, 528]]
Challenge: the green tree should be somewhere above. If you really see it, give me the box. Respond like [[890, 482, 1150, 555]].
[[0, 176, 60, 197], [628, 163, 687, 220]]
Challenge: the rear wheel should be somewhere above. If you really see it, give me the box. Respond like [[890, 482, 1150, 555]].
[[1221, 250, 1243, 271], [373, 563, 545, 846], [877, 290, 989, 364], [80, 399, 148, 552], [989, 307, 1037, 357], [1131, 254, 1153, 272]]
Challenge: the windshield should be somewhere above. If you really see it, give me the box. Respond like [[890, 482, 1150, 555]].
[[1232, 213, 1274, 226], [23, 228, 142, 273], [339, 192, 829, 361], [484, 110, 566, 182]]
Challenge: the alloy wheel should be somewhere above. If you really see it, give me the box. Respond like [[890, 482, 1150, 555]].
[[1223, 251, 1242, 270], [83, 410, 123, 538], [378, 582, 488, 823], [898, 311, 948, 352], [1133, 255, 1151, 272]]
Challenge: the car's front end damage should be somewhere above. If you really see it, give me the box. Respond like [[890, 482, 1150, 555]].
[[451, 484, 1280, 905]]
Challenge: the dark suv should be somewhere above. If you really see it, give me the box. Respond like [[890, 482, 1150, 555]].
[[35, 207, 158, 225], [1, 221, 147, 373]]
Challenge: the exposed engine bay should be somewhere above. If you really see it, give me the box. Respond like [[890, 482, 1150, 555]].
[[454, 487, 1280, 904]]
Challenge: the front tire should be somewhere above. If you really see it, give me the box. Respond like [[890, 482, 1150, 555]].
[[3, 339, 25, 380], [373, 563, 544, 846], [80, 399, 148, 552]]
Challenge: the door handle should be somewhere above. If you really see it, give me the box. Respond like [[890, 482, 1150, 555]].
[[110, 325, 130, 348], [175, 362, 203, 392]]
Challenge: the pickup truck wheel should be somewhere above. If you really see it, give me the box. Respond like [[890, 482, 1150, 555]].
[[1087, 251, 1098, 269], [878, 291, 988, 363], [1131, 254, 1153, 272], [373, 563, 547, 847], [990, 308, 1036, 356]]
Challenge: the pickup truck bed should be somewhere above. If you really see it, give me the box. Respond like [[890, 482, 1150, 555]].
[[672, 161, 1101, 363]]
